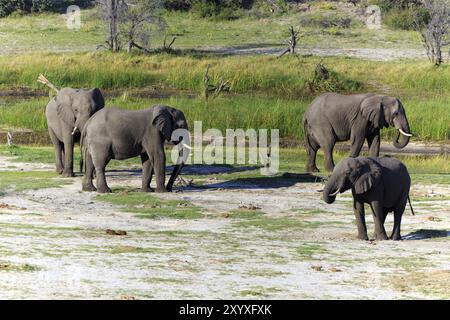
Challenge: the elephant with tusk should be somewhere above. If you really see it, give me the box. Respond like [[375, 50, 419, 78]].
[[303, 93, 413, 172], [81, 105, 190, 193], [322, 156, 413, 241], [39, 75, 105, 177]]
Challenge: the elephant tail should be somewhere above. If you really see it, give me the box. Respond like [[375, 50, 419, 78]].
[[303, 117, 313, 154], [407, 194, 415, 216]]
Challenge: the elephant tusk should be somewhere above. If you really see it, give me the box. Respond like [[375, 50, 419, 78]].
[[398, 129, 413, 137], [181, 143, 192, 150], [71, 127, 78, 135], [328, 189, 340, 197]]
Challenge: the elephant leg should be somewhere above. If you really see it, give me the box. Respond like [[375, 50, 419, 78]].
[[92, 147, 111, 193], [381, 208, 389, 225], [82, 150, 96, 192], [349, 131, 365, 158], [149, 143, 167, 193], [391, 201, 406, 241], [367, 131, 381, 157], [305, 136, 320, 173], [322, 143, 335, 172], [370, 201, 389, 240], [354, 200, 368, 240], [140, 153, 154, 192], [49, 129, 64, 174], [62, 137, 75, 177]]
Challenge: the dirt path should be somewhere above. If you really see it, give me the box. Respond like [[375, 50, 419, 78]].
[[0, 156, 449, 299], [204, 46, 427, 61]]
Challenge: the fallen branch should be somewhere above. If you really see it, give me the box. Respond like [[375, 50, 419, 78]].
[[163, 35, 177, 51], [203, 65, 230, 100]]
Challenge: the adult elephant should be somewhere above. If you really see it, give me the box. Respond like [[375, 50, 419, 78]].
[[303, 93, 413, 172], [45, 87, 105, 177], [81, 105, 190, 193]]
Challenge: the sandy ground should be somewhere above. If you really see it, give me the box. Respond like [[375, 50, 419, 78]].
[[0, 156, 449, 299]]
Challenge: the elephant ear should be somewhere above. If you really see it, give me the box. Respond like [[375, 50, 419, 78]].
[[152, 105, 174, 141], [360, 95, 385, 129], [55, 90, 75, 126], [90, 88, 105, 111], [353, 158, 382, 194]]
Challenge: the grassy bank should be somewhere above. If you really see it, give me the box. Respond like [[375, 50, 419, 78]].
[[1, 94, 448, 141], [0, 52, 449, 97]]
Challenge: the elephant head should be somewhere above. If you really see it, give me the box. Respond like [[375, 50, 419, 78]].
[[360, 95, 412, 149], [323, 157, 382, 204], [152, 105, 190, 191], [55, 88, 105, 136]]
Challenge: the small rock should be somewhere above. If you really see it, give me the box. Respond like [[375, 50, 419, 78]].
[[329, 267, 342, 272], [311, 266, 323, 272]]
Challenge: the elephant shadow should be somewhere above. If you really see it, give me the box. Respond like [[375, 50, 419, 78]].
[[101, 164, 323, 190], [199, 174, 323, 190], [402, 229, 450, 241]]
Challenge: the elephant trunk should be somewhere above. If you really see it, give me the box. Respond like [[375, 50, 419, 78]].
[[323, 175, 339, 204], [166, 163, 184, 192], [392, 116, 411, 149]]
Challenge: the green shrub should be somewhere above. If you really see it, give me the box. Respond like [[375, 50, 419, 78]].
[[384, 7, 429, 30], [189, 0, 242, 20], [300, 12, 355, 29]]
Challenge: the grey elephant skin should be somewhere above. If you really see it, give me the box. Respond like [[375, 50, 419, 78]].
[[303, 93, 412, 172], [45, 88, 105, 177], [81, 105, 189, 193], [323, 156, 411, 241]]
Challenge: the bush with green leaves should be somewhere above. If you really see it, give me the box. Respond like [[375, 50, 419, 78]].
[[0, 0, 94, 17], [384, 7, 429, 30], [370, 0, 429, 30], [300, 12, 356, 29], [189, 0, 243, 20]]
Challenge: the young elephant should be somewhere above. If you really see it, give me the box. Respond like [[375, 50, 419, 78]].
[[322, 156, 411, 241], [81, 105, 189, 193]]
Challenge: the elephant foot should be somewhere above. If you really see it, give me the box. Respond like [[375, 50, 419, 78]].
[[357, 233, 369, 241], [56, 168, 64, 175], [140, 187, 155, 193], [97, 186, 112, 194], [155, 187, 167, 193], [305, 165, 320, 173], [390, 233, 402, 241], [62, 171, 75, 178], [374, 232, 389, 241], [82, 184, 97, 192]]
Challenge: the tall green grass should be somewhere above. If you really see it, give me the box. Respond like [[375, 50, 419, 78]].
[[1, 95, 448, 141], [2, 52, 450, 97]]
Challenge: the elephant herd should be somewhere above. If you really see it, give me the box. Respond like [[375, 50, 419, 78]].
[[42, 79, 415, 241]]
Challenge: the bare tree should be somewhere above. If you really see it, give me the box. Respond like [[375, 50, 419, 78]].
[[121, 0, 166, 53], [417, 0, 450, 66], [97, 0, 165, 53], [97, 0, 124, 52]]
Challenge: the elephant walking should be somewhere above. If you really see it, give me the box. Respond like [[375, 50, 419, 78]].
[[303, 93, 413, 172], [81, 105, 189, 193], [322, 156, 412, 241], [45, 87, 104, 177]]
